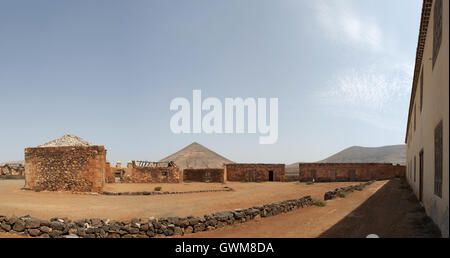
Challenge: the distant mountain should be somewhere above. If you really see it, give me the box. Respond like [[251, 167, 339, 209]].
[[159, 142, 234, 170], [319, 145, 406, 164], [286, 144, 406, 174]]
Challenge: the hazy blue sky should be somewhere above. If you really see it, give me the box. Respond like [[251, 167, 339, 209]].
[[0, 0, 422, 164]]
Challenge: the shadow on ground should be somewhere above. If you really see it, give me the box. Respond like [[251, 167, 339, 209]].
[[318, 178, 441, 238]]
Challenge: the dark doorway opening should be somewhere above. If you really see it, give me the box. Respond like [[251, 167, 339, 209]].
[[248, 171, 255, 182], [205, 171, 211, 183], [268, 171, 274, 181], [311, 170, 317, 181], [419, 149, 424, 202], [114, 170, 123, 183]]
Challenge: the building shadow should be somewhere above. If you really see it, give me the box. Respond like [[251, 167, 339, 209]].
[[318, 178, 441, 238]]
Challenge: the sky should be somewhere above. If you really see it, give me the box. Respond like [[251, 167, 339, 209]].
[[0, 0, 422, 164]]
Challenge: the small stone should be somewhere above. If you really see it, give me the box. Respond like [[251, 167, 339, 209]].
[[25, 219, 41, 229], [28, 228, 41, 237], [65, 234, 80, 238], [1, 222, 11, 231], [40, 226, 52, 233], [7, 216, 18, 225], [173, 227, 182, 236], [49, 230, 63, 238], [12, 220, 26, 232], [185, 226, 193, 234]]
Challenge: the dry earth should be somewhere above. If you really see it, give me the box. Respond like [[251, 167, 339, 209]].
[[0, 180, 357, 221], [182, 179, 441, 238]]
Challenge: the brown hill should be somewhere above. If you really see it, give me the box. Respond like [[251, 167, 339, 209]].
[[159, 142, 234, 170]]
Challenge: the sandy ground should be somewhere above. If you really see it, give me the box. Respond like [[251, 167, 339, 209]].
[[0, 179, 358, 221], [0, 232, 27, 238], [102, 182, 230, 192], [182, 179, 441, 238]]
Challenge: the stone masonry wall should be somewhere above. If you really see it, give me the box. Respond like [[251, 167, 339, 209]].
[[298, 163, 406, 182], [183, 169, 225, 183], [104, 162, 115, 183], [0, 164, 25, 178], [0, 195, 313, 238], [122, 163, 181, 183], [225, 164, 285, 182], [24, 146, 106, 192]]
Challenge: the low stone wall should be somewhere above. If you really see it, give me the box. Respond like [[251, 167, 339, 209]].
[[299, 163, 405, 182], [183, 169, 225, 183], [103, 187, 233, 196], [225, 164, 285, 182], [324, 181, 375, 200], [24, 146, 106, 192], [0, 196, 313, 238], [121, 164, 181, 183]]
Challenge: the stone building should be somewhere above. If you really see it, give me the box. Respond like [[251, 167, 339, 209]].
[[24, 134, 107, 192], [405, 0, 449, 237], [121, 160, 181, 183], [105, 162, 115, 183], [225, 164, 285, 182], [298, 163, 405, 182], [183, 168, 226, 183], [0, 162, 25, 178]]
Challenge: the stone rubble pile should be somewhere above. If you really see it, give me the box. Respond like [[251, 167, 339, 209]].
[[0, 196, 313, 238]]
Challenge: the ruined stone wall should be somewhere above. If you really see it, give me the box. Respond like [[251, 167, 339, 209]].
[[122, 163, 181, 183], [298, 163, 406, 182], [24, 146, 106, 192], [183, 169, 225, 183], [0, 164, 25, 178], [105, 162, 115, 183], [225, 164, 285, 182]]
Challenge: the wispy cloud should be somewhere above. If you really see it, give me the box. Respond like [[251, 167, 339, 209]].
[[322, 63, 413, 111], [317, 62, 413, 131], [314, 0, 382, 51]]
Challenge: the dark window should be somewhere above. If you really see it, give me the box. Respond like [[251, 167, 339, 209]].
[[409, 161, 412, 179], [414, 156, 416, 182], [310, 170, 316, 181], [433, 0, 443, 67], [420, 68, 424, 113], [268, 171, 274, 182], [419, 150, 424, 202], [414, 105, 416, 131], [162, 171, 168, 177], [434, 120, 443, 197], [410, 160, 412, 179]]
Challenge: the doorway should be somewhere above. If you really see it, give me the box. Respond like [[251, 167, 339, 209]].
[[268, 171, 274, 182], [419, 150, 424, 202], [114, 170, 123, 183], [248, 171, 255, 182]]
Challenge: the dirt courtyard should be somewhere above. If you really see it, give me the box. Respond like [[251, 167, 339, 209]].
[[0, 180, 358, 221], [184, 179, 441, 238]]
